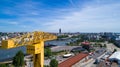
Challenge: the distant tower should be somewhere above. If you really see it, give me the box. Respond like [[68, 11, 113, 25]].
[[59, 28, 61, 34]]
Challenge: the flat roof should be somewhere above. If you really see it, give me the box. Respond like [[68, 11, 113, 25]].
[[109, 51, 120, 60], [58, 53, 88, 67]]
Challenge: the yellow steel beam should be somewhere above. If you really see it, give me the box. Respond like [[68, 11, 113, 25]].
[[1, 31, 57, 67]]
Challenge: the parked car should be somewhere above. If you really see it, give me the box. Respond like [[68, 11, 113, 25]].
[[63, 53, 73, 58]]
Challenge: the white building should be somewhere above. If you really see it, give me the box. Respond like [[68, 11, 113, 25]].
[[109, 51, 120, 64]]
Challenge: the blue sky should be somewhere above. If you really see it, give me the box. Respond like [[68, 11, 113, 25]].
[[0, 0, 120, 32]]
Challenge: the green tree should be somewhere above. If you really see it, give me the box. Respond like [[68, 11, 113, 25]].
[[44, 47, 52, 58], [12, 50, 24, 67], [113, 49, 117, 53], [0, 64, 8, 67], [99, 44, 103, 48], [50, 59, 58, 67], [44, 65, 50, 67], [104, 44, 107, 48]]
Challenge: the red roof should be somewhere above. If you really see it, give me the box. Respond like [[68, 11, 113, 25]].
[[58, 53, 88, 67], [81, 42, 90, 45]]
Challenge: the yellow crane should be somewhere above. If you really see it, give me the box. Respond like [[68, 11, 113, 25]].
[[1, 31, 57, 67]]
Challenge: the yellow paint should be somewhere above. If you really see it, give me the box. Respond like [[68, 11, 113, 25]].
[[26, 43, 41, 54], [1, 40, 14, 49], [33, 41, 44, 67], [1, 31, 57, 67]]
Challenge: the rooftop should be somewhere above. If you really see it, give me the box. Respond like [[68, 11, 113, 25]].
[[109, 51, 120, 60], [81, 42, 90, 45], [58, 53, 89, 67]]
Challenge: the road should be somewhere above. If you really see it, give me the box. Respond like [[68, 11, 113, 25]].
[[80, 48, 106, 67], [51, 46, 80, 52], [0, 60, 12, 64], [106, 43, 120, 52], [95, 42, 120, 67]]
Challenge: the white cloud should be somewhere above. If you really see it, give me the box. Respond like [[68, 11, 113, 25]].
[[43, 2, 120, 32], [1, 0, 120, 32]]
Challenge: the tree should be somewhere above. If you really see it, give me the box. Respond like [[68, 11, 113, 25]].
[[12, 50, 24, 67], [50, 59, 58, 67], [99, 44, 103, 48], [0, 64, 8, 67], [104, 44, 107, 48], [44, 47, 52, 58], [44, 65, 50, 67], [113, 49, 117, 53]]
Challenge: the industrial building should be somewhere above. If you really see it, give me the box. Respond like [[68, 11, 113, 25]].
[[58, 53, 89, 67], [109, 51, 120, 64]]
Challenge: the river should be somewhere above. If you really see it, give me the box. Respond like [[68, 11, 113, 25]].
[[0, 38, 78, 61]]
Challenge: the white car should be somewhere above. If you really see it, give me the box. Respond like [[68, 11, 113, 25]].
[[63, 53, 73, 58]]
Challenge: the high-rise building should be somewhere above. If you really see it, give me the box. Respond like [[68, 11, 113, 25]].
[[59, 28, 61, 34]]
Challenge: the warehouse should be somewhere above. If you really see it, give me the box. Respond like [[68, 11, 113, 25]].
[[109, 51, 120, 64]]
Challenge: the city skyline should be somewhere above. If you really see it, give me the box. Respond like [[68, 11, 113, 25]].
[[0, 0, 120, 32]]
